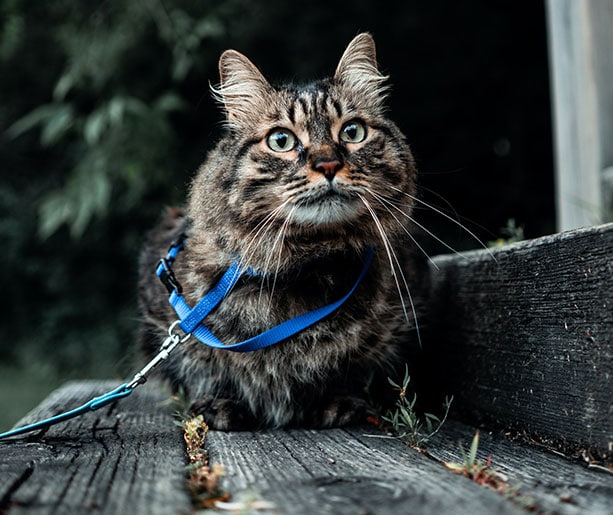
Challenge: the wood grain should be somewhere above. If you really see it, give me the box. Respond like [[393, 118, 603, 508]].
[[0, 381, 191, 515], [207, 427, 522, 515], [2, 382, 611, 514], [205, 421, 613, 514], [427, 223, 612, 459], [1, 225, 611, 513]]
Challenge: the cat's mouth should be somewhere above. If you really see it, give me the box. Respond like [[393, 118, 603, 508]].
[[290, 189, 361, 225], [308, 187, 350, 202]]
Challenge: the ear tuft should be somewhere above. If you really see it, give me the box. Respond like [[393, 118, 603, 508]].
[[211, 50, 272, 128], [334, 33, 389, 108]]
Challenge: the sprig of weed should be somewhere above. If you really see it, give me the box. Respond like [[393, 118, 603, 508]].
[[381, 365, 453, 448], [488, 218, 525, 247], [178, 414, 230, 509], [444, 431, 537, 511]]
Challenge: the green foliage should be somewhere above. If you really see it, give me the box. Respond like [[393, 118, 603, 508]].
[[0, 0, 245, 430], [4, 2, 223, 238], [444, 432, 537, 510], [462, 430, 481, 469], [8, 92, 188, 237], [382, 366, 453, 448], [488, 218, 525, 247]]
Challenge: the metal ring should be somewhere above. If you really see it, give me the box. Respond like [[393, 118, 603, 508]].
[[168, 320, 192, 343]]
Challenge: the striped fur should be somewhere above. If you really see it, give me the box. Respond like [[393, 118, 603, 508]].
[[138, 34, 428, 429]]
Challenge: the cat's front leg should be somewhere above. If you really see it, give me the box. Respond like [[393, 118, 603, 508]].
[[310, 394, 370, 428], [190, 395, 259, 431]]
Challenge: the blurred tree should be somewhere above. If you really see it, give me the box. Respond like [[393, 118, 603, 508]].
[[0, 0, 246, 427], [4, 1, 230, 238]]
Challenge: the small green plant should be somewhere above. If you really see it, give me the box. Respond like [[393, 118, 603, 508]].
[[381, 365, 453, 448], [444, 431, 537, 510], [488, 218, 525, 247], [444, 431, 493, 479]]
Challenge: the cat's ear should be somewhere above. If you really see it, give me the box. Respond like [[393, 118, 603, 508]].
[[334, 33, 389, 108], [212, 50, 272, 127]]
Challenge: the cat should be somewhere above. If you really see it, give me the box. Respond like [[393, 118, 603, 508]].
[[138, 33, 429, 430]]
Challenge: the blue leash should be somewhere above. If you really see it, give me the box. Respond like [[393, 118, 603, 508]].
[[0, 240, 373, 440], [0, 321, 189, 440], [0, 384, 133, 439]]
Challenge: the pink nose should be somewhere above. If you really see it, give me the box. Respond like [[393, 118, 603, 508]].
[[314, 159, 343, 180]]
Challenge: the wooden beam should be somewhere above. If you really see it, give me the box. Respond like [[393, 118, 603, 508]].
[[1, 226, 611, 512], [427, 223, 612, 459], [546, 0, 613, 230]]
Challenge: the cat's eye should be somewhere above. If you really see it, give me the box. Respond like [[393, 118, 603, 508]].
[[267, 129, 297, 152], [339, 120, 367, 143]]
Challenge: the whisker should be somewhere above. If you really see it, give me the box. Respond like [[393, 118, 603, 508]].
[[368, 190, 440, 271], [256, 205, 292, 304], [357, 194, 422, 347], [371, 189, 467, 260], [239, 199, 292, 271], [265, 204, 297, 311], [232, 199, 295, 306], [387, 184, 497, 261], [417, 185, 462, 219]]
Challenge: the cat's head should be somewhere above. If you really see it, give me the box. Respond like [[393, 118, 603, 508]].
[[193, 34, 416, 268]]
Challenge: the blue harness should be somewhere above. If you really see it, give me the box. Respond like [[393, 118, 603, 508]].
[[156, 236, 374, 352], [0, 238, 374, 439]]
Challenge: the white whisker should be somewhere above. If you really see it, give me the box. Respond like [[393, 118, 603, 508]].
[[239, 199, 293, 270], [367, 190, 440, 271], [232, 198, 295, 307], [357, 193, 422, 347], [387, 184, 497, 261], [265, 204, 297, 311], [371, 189, 466, 260]]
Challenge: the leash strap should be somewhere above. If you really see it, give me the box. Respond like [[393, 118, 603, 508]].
[[158, 242, 374, 352], [0, 384, 133, 440], [0, 322, 189, 441]]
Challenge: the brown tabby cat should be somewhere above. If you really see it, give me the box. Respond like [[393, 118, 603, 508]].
[[138, 33, 428, 430]]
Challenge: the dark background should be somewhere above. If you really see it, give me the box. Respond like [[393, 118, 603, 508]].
[[0, 0, 553, 429]]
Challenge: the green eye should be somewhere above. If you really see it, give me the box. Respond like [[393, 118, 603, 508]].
[[340, 120, 367, 143], [267, 129, 297, 152]]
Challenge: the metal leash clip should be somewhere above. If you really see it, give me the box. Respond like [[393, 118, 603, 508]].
[[126, 320, 191, 390], [0, 321, 191, 440]]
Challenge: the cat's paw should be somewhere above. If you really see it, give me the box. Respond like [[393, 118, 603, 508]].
[[314, 395, 369, 428], [189, 396, 258, 431]]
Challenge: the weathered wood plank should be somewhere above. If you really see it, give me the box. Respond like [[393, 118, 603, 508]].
[[427, 223, 612, 459], [2, 226, 612, 513], [0, 381, 191, 515], [426, 421, 613, 515], [206, 427, 526, 515], [205, 421, 613, 514], [2, 382, 611, 514]]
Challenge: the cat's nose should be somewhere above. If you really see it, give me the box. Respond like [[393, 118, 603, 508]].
[[313, 158, 343, 181]]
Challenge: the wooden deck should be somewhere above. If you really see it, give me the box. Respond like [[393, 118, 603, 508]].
[[1, 224, 611, 513], [1, 381, 611, 514]]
